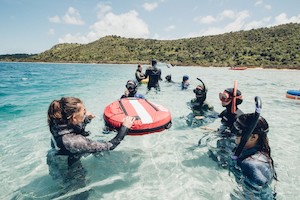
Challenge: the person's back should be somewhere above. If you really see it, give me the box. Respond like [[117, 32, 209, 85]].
[[145, 59, 162, 91]]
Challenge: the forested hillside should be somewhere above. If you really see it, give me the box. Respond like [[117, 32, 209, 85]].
[[2, 23, 300, 69]]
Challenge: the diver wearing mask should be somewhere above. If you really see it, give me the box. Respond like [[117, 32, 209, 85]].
[[229, 113, 278, 199], [121, 80, 145, 99], [186, 78, 217, 127], [190, 78, 215, 116], [218, 86, 244, 135]]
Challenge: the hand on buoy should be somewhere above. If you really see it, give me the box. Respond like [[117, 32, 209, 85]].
[[122, 116, 135, 128]]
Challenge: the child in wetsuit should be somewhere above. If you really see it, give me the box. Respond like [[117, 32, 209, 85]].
[[230, 114, 277, 199]]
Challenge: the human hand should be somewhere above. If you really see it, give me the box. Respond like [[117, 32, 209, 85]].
[[122, 116, 135, 128], [124, 89, 129, 97], [195, 116, 205, 120], [86, 111, 95, 120]]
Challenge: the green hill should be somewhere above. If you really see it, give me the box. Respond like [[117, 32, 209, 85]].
[[2, 23, 300, 69]]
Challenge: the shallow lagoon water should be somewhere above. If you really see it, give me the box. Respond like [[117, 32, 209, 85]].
[[0, 62, 299, 199]]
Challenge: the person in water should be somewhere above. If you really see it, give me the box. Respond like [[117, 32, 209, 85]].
[[186, 79, 218, 127], [121, 80, 145, 99], [46, 97, 135, 198], [229, 113, 278, 199], [181, 75, 190, 90], [165, 74, 174, 83], [145, 59, 162, 91], [204, 84, 244, 168], [135, 64, 146, 84], [218, 87, 244, 135]]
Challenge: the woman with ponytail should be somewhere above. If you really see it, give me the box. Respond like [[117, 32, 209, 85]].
[[46, 97, 135, 198]]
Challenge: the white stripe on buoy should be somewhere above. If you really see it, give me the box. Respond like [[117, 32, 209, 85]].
[[129, 99, 153, 124]]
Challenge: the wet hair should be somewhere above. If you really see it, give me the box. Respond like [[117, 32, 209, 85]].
[[182, 75, 189, 82], [237, 113, 278, 180], [151, 59, 157, 67], [225, 88, 243, 105], [47, 97, 83, 125], [165, 74, 172, 82]]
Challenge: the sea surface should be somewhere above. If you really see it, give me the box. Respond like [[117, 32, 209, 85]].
[[0, 62, 299, 200]]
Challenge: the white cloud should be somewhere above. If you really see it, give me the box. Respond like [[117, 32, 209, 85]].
[[58, 33, 90, 44], [143, 2, 158, 12], [196, 15, 216, 24], [49, 16, 61, 23], [223, 10, 250, 32], [96, 2, 112, 19], [255, 0, 263, 6], [244, 17, 271, 30], [49, 7, 84, 25], [265, 5, 272, 10], [274, 13, 300, 25], [192, 10, 250, 37], [48, 29, 55, 35], [165, 25, 175, 32], [195, 9, 237, 24], [220, 10, 235, 19], [62, 7, 85, 25], [59, 10, 149, 43]]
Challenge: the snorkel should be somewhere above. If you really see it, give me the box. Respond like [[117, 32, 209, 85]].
[[231, 80, 237, 114], [231, 96, 262, 160], [195, 78, 207, 102], [196, 78, 206, 92]]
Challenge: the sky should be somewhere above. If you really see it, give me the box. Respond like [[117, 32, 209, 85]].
[[1, 0, 300, 54]]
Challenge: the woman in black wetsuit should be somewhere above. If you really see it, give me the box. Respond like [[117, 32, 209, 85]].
[[46, 97, 135, 198], [230, 114, 277, 199]]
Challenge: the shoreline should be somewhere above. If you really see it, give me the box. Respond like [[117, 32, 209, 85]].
[[0, 60, 299, 70]]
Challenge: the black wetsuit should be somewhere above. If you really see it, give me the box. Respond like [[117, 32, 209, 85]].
[[207, 107, 244, 168], [229, 147, 276, 199], [145, 67, 162, 91], [218, 107, 244, 134], [49, 116, 129, 164], [47, 116, 129, 199]]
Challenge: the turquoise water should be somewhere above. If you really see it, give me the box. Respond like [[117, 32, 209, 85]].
[[0, 62, 299, 199]]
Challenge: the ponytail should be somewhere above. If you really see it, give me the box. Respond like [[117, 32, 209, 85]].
[[47, 100, 63, 125], [47, 97, 82, 125]]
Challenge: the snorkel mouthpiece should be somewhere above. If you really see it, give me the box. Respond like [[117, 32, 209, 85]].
[[231, 96, 262, 160]]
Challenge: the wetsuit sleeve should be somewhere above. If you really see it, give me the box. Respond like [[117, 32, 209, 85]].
[[240, 158, 272, 187], [62, 125, 129, 153], [109, 125, 129, 150], [62, 134, 113, 154]]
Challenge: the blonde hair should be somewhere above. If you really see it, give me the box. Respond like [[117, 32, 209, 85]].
[[47, 97, 82, 125]]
